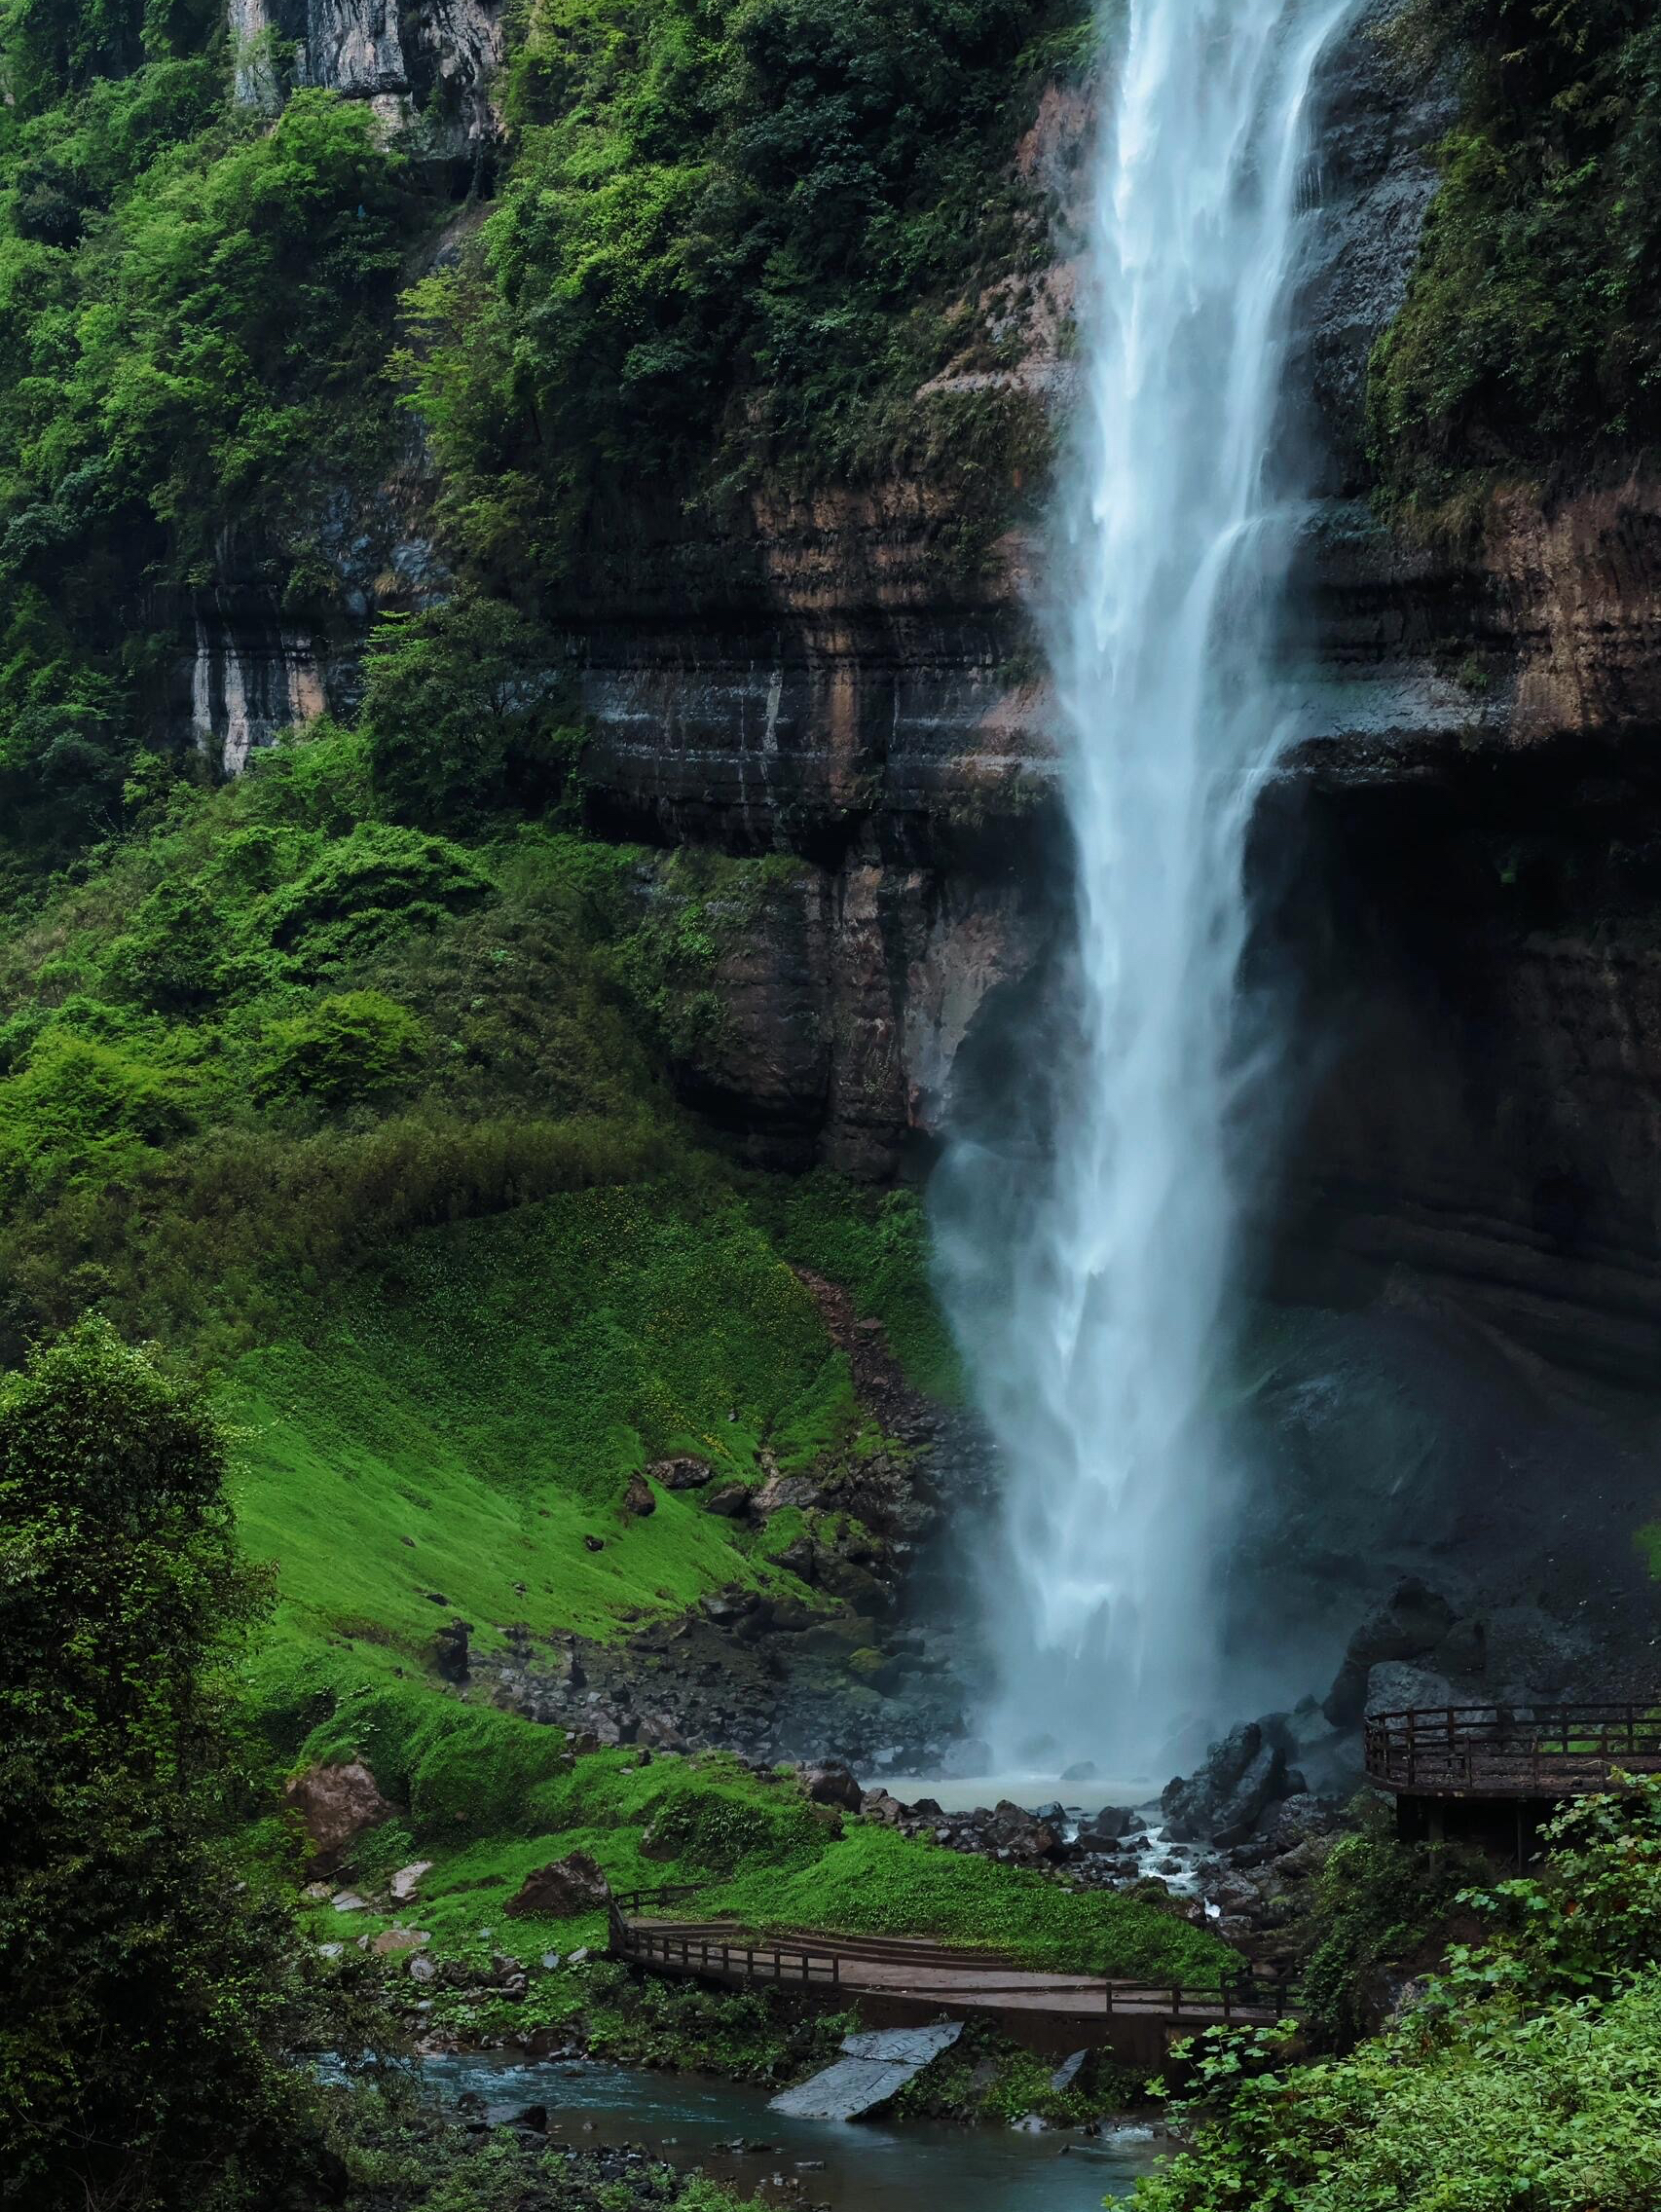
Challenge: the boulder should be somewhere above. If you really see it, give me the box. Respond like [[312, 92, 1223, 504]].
[[1077, 1804, 1134, 1849], [636, 1714, 688, 1751], [408, 1953, 438, 1983], [776, 1535, 818, 1582], [704, 1482, 753, 1519], [373, 1927, 430, 1957], [1323, 1580, 1457, 1725], [621, 1471, 657, 1518], [701, 1588, 757, 1626], [1060, 1760, 1100, 1784], [284, 1760, 395, 1871], [654, 1456, 715, 1491], [1363, 1662, 1455, 1719], [1260, 1794, 1343, 1853], [988, 1800, 1061, 1861], [390, 1861, 434, 1904], [1162, 1722, 1289, 1845], [431, 1619, 472, 1685], [503, 1852, 612, 1920], [1051, 2049, 1089, 2093], [801, 1761, 864, 1813]]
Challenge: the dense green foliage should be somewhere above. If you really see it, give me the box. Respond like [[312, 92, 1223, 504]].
[[1371, 0, 1661, 522], [1135, 1783, 1661, 2211], [0, 1322, 364, 2209], [1297, 1816, 1487, 2047], [0, 61, 415, 859], [0, 0, 1080, 866], [0, 726, 682, 1355], [405, 0, 1079, 583], [360, 595, 583, 828]]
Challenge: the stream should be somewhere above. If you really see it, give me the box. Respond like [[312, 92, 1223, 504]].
[[419, 2053, 1164, 2209]]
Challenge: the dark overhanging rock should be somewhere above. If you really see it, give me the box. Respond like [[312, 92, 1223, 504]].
[[1322, 1578, 1457, 1726]]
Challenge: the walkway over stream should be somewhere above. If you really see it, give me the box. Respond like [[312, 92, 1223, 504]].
[[607, 1891, 1300, 2066]]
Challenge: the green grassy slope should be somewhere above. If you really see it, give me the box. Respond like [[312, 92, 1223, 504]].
[[0, 729, 948, 1698], [282, 1732, 1229, 2003], [230, 1184, 863, 1671]]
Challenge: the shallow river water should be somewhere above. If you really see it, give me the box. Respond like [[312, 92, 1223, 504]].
[[421, 2053, 1164, 2210]]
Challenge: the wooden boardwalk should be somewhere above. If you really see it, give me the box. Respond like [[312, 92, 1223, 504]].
[[1365, 1702, 1661, 1799], [608, 1894, 1299, 2061]]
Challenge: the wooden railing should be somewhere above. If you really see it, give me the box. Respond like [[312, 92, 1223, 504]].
[[609, 1901, 842, 1988], [607, 1887, 1301, 2024], [1365, 1703, 1661, 1796], [1209, 1962, 1304, 2022]]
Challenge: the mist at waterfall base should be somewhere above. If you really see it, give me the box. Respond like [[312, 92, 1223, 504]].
[[931, 0, 1362, 1791]]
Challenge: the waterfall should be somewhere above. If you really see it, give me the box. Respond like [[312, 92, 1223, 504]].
[[936, 0, 1358, 1783]]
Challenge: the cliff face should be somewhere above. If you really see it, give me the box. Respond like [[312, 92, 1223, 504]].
[[188, 0, 1661, 1404], [230, 0, 501, 159]]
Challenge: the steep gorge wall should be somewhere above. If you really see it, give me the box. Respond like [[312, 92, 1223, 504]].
[[188, 0, 1661, 1403]]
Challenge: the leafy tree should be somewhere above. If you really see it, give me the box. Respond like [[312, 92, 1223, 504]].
[[0, 1318, 359, 2209], [360, 596, 582, 828]]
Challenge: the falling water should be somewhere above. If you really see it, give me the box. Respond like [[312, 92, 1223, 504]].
[[936, 0, 1358, 1782]]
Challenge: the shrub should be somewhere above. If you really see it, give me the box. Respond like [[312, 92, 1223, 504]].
[[254, 989, 429, 1111], [103, 873, 231, 1011], [1135, 1781, 1661, 2212], [361, 596, 582, 829], [0, 1029, 192, 1198], [257, 823, 495, 972]]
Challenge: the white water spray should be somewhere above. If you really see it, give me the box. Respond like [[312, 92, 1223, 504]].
[[937, 0, 1357, 1783]]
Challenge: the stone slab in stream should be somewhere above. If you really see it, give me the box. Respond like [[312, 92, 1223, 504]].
[[768, 2022, 964, 2120]]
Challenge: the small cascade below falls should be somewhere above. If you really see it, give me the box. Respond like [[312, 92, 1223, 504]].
[[935, 0, 1359, 1781]]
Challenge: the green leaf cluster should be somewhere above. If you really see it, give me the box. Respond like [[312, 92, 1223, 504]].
[[1371, 1, 1661, 524], [1136, 1780, 1661, 2212], [0, 37, 416, 858]]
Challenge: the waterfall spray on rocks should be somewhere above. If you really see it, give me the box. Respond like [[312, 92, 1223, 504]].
[[936, 0, 1359, 1786]]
